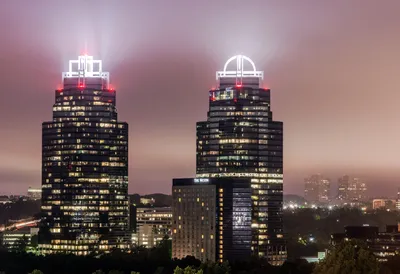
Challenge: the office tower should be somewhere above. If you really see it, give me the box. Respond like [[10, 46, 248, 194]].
[[396, 189, 400, 211], [337, 176, 367, 202], [304, 174, 331, 203], [348, 178, 367, 201], [173, 55, 285, 265], [172, 178, 252, 262], [337, 175, 350, 200], [39, 55, 129, 255], [132, 207, 172, 248]]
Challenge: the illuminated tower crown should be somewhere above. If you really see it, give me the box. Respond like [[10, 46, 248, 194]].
[[216, 55, 263, 87], [62, 55, 110, 89]]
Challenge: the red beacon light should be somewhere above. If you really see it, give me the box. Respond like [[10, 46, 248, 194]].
[[236, 84, 242, 88]]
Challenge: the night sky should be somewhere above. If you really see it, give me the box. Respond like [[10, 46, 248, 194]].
[[1, 0, 400, 196]]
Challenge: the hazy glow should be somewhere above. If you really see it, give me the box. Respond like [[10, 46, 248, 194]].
[[1, 1, 400, 196]]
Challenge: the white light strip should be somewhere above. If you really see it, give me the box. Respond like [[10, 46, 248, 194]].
[[62, 55, 110, 88], [216, 55, 263, 80]]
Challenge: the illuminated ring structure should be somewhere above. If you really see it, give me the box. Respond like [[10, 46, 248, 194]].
[[216, 55, 263, 80]]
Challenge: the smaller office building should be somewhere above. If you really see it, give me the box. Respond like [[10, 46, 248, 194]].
[[172, 178, 252, 263], [2, 227, 39, 250], [132, 207, 172, 248]]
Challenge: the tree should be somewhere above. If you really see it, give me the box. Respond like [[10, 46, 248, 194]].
[[108, 271, 124, 274], [174, 266, 203, 274], [200, 261, 230, 274], [92, 270, 105, 274], [313, 240, 379, 274], [30, 270, 44, 274], [14, 235, 29, 253], [31, 234, 39, 248]]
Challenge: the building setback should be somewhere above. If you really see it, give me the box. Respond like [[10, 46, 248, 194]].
[[39, 55, 129, 254], [173, 55, 286, 265]]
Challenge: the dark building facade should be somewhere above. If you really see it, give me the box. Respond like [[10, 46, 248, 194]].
[[331, 225, 400, 261], [172, 178, 252, 262], [39, 55, 129, 254], [173, 55, 286, 265]]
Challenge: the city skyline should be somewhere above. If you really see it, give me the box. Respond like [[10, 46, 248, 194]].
[[2, 0, 400, 196]]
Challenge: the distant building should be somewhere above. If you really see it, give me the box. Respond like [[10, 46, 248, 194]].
[[304, 174, 331, 203], [396, 189, 400, 211], [331, 225, 400, 261], [0, 196, 11, 204], [132, 207, 172, 248], [140, 197, 155, 206], [348, 178, 367, 201], [337, 176, 367, 202], [372, 199, 396, 210], [337, 175, 350, 200], [2, 227, 39, 250], [27, 187, 42, 200], [301, 252, 326, 263]]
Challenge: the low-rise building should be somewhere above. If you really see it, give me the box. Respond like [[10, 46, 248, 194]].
[[132, 207, 172, 248], [331, 224, 400, 261], [27, 187, 42, 200], [372, 199, 396, 210], [1, 227, 39, 250], [0, 196, 11, 204], [140, 197, 155, 206]]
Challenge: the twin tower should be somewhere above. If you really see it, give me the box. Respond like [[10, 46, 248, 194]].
[[39, 55, 285, 265]]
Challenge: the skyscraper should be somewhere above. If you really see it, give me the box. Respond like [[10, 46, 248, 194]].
[[337, 175, 367, 202], [348, 177, 367, 202], [39, 55, 129, 254], [173, 55, 286, 265], [337, 175, 350, 201], [304, 174, 331, 203]]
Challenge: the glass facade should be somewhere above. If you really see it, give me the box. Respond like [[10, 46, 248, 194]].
[[39, 63, 129, 254], [172, 178, 252, 263], [195, 78, 286, 264]]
